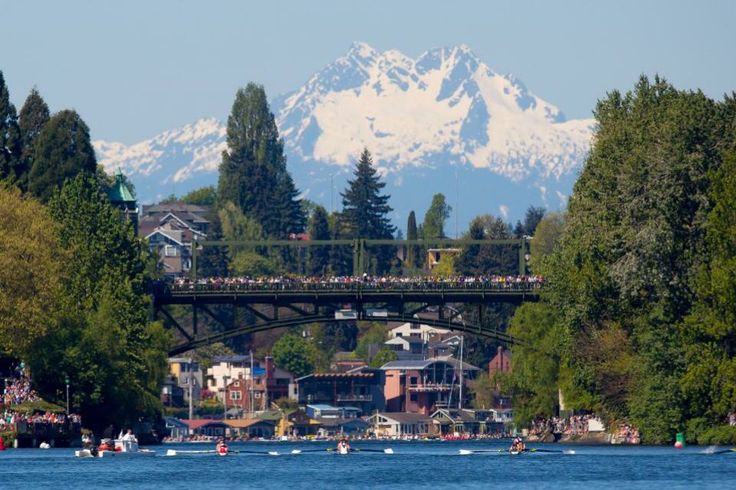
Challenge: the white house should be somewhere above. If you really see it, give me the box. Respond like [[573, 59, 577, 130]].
[[366, 412, 434, 437]]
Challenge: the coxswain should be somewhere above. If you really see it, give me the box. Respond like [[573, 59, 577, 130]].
[[216, 438, 229, 456]]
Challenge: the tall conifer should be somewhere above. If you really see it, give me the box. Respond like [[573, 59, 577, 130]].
[[28, 110, 97, 202], [217, 83, 304, 238], [0, 71, 22, 186], [19, 88, 50, 192]]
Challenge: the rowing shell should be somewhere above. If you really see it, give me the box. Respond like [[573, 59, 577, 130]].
[[458, 448, 575, 456]]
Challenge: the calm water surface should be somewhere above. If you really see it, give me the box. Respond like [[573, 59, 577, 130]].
[[3, 440, 736, 489]]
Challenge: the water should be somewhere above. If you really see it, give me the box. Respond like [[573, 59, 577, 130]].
[[3, 440, 736, 489]]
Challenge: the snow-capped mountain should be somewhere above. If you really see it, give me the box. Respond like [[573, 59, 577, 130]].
[[94, 42, 595, 227]]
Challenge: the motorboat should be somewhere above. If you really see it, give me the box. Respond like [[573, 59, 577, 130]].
[[75, 437, 156, 458]]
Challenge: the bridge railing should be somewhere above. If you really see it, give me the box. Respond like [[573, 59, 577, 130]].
[[161, 277, 544, 295]]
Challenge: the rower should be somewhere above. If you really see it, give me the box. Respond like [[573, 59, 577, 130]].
[[336, 437, 351, 455], [510, 436, 526, 453], [216, 438, 229, 456]]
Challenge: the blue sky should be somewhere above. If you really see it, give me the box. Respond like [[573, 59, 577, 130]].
[[2, 0, 734, 144]]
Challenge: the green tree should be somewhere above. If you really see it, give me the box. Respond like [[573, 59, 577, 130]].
[[422, 193, 452, 240], [370, 347, 398, 368], [18, 88, 50, 192], [28, 110, 97, 202], [181, 185, 217, 206], [217, 83, 304, 238], [0, 71, 22, 187], [0, 186, 64, 357], [307, 205, 330, 275], [340, 148, 395, 273], [27, 174, 169, 430], [523, 206, 546, 236], [405, 210, 421, 271], [272, 334, 316, 378], [680, 141, 736, 439]]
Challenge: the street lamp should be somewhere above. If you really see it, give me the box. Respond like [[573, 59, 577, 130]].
[[65, 376, 70, 414]]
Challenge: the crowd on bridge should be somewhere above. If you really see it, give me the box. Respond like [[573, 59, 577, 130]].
[[169, 274, 544, 292]]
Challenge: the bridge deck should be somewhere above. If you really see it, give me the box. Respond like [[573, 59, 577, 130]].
[[154, 282, 541, 305]]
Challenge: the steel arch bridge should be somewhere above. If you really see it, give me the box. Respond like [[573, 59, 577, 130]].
[[153, 281, 540, 356]]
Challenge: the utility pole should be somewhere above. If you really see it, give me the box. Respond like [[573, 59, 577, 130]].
[[458, 335, 464, 410], [188, 358, 194, 421], [249, 350, 255, 416]]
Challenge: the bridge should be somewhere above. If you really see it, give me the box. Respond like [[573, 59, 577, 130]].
[[153, 238, 539, 355], [153, 278, 541, 355]]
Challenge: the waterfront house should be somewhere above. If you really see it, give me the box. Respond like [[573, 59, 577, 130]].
[[181, 419, 228, 438], [305, 404, 362, 419], [296, 368, 386, 414], [315, 417, 370, 437], [225, 419, 276, 439], [365, 412, 434, 438], [381, 357, 480, 414]]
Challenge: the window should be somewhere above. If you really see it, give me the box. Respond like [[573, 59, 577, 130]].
[[255, 392, 261, 398], [410, 324, 420, 330], [164, 245, 178, 257], [230, 391, 241, 400], [410, 377, 418, 385], [234, 381, 240, 387]]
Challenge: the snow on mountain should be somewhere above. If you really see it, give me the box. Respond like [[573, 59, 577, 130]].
[[94, 42, 595, 224], [274, 42, 593, 181]]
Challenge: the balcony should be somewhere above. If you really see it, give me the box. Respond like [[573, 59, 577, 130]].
[[335, 394, 373, 402], [408, 383, 453, 392]]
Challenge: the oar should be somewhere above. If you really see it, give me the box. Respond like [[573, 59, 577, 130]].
[[166, 449, 216, 456], [709, 448, 736, 455], [351, 448, 394, 454], [229, 449, 281, 456], [459, 449, 505, 455]]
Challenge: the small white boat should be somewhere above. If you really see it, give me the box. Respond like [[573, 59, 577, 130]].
[[75, 436, 156, 458]]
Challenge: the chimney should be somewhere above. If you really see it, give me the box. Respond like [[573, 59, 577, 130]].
[[265, 355, 275, 381]]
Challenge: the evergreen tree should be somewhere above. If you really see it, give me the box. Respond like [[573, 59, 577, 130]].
[[523, 206, 546, 236], [405, 210, 420, 270], [18, 88, 50, 192], [28, 110, 97, 202], [217, 83, 304, 238], [0, 71, 22, 187], [340, 148, 396, 273], [308, 205, 330, 275], [422, 193, 452, 240]]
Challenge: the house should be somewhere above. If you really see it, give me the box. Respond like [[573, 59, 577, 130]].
[[430, 408, 507, 435], [384, 336, 426, 357], [161, 376, 184, 407], [388, 319, 449, 340], [381, 357, 480, 414], [165, 417, 191, 439], [224, 357, 294, 413], [427, 335, 463, 357], [277, 409, 321, 438], [181, 419, 228, 438], [166, 357, 203, 406], [225, 419, 276, 439], [139, 202, 210, 277], [316, 417, 370, 437], [488, 346, 512, 378], [207, 355, 252, 395], [366, 412, 434, 438], [296, 368, 386, 414], [305, 404, 362, 419]]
